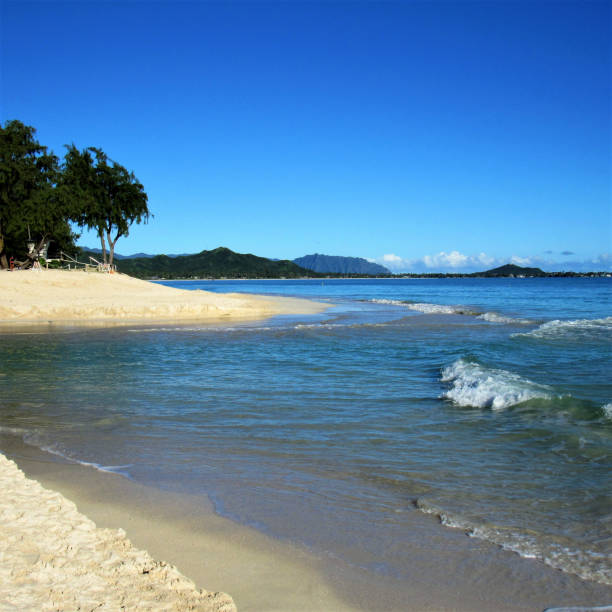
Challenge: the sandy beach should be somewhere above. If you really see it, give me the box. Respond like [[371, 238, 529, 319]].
[[0, 269, 326, 325], [0, 451, 237, 611]]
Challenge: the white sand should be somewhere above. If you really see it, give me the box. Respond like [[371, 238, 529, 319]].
[[0, 452, 236, 611], [0, 269, 326, 325]]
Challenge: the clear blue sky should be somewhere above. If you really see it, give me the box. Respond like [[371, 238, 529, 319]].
[[1, 1, 610, 272]]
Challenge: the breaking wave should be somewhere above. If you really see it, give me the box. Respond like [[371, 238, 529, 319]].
[[370, 300, 534, 324], [477, 312, 533, 325], [370, 299, 476, 315], [440, 359, 553, 409], [514, 316, 612, 340]]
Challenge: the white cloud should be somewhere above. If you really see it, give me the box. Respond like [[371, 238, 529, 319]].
[[510, 255, 532, 266], [477, 252, 495, 266], [422, 251, 469, 268], [370, 251, 612, 273]]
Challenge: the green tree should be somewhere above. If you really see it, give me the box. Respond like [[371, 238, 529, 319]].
[[0, 120, 76, 268], [63, 146, 149, 265]]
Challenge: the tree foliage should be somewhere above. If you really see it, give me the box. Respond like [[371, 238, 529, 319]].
[[0, 119, 150, 269], [0, 120, 77, 268], [63, 146, 149, 265]]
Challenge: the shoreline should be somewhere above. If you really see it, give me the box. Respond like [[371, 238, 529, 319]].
[[0, 439, 372, 612], [2, 436, 612, 612]]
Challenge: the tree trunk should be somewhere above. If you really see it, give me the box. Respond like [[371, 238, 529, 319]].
[[108, 230, 123, 267], [0, 233, 7, 269], [107, 230, 115, 266], [100, 233, 107, 264]]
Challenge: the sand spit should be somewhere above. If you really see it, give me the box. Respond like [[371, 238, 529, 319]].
[[0, 453, 236, 611], [0, 269, 326, 325]]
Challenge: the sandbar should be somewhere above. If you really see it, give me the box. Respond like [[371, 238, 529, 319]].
[[0, 269, 327, 326]]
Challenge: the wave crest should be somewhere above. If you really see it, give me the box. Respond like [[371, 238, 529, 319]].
[[477, 312, 533, 325], [370, 299, 474, 315], [514, 316, 612, 340], [440, 359, 552, 409]]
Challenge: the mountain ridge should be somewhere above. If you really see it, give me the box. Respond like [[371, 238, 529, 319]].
[[293, 253, 390, 275], [105, 247, 315, 279], [76, 247, 604, 277]]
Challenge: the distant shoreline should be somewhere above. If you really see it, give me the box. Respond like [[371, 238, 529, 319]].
[[153, 272, 611, 281]]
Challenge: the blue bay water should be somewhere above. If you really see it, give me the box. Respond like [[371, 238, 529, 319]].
[[0, 278, 610, 585]]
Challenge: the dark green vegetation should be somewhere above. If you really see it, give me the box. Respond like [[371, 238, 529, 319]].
[[478, 264, 546, 277], [62, 146, 149, 266], [0, 120, 149, 268], [0, 121, 74, 268], [108, 247, 316, 279], [294, 253, 390, 275]]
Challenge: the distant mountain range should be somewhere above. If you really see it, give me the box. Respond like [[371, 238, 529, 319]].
[[294, 253, 390, 275], [83, 248, 187, 260], [79, 246, 603, 278], [83, 247, 314, 279], [81, 248, 391, 276]]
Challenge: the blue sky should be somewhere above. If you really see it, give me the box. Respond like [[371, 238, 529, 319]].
[[1, 1, 610, 272]]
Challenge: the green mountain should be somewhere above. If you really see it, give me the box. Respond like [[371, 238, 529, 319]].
[[479, 264, 546, 277], [109, 247, 315, 279]]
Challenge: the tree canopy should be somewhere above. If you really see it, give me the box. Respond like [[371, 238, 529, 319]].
[[63, 146, 149, 265], [0, 120, 76, 268], [0, 119, 150, 269]]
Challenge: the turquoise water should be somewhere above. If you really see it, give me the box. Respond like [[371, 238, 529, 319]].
[[1, 278, 610, 584]]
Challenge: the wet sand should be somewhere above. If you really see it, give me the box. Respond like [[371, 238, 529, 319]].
[[2, 436, 611, 612]]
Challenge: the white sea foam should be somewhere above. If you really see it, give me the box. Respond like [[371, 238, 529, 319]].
[[2, 426, 133, 477], [294, 321, 388, 331], [514, 316, 612, 340], [440, 359, 552, 409], [416, 498, 612, 585], [127, 325, 278, 333], [477, 312, 533, 325], [34, 443, 132, 476], [294, 323, 346, 330], [602, 403, 612, 420], [370, 299, 471, 315]]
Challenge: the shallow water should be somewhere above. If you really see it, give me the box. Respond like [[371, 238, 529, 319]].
[[1, 277, 610, 585]]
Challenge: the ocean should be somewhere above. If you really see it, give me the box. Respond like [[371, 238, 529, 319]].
[[1, 277, 610, 587]]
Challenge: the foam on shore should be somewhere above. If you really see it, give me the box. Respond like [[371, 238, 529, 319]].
[[0, 269, 327, 326], [0, 452, 236, 611]]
